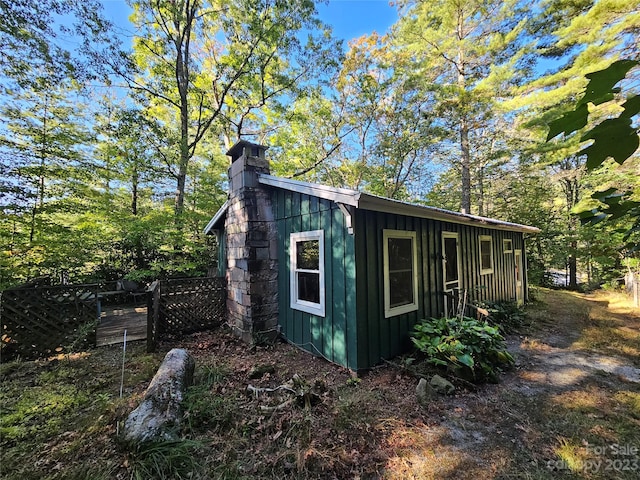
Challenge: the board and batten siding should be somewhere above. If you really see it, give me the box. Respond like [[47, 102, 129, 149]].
[[216, 231, 226, 278], [354, 209, 525, 369], [272, 189, 358, 370]]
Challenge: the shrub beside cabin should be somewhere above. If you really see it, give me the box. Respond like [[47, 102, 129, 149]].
[[205, 141, 539, 371]]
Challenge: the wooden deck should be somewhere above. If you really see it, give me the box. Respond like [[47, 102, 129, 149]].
[[96, 305, 147, 346]]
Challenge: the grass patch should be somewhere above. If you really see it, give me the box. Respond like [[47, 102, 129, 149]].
[[333, 386, 381, 432], [575, 291, 640, 362], [525, 288, 591, 330], [127, 439, 204, 480], [0, 384, 90, 443], [183, 362, 235, 434], [0, 343, 162, 480]]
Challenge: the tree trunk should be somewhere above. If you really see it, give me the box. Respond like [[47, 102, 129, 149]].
[[456, 20, 471, 214], [568, 243, 578, 289], [562, 173, 580, 289], [477, 165, 485, 217], [172, 1, 196, 234], [175, 83, 189, 222], [131, 168, 139, 216], [460, 115, 471, 214]]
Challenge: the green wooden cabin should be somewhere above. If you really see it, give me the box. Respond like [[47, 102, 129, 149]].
[[206, 141, 539, 371]]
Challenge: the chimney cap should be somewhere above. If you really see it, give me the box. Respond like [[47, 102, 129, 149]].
[[226, 140, 269, 162]]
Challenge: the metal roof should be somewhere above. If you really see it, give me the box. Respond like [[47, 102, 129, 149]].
[[204, 174, 540, 234], [257, 174, 540, 233]]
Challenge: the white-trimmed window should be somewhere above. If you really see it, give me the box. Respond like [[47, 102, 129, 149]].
[[383, 230, 419, 318], [290, 230, 325, 316], [479, 235, 494, 275], [503, 238, 513, 254]]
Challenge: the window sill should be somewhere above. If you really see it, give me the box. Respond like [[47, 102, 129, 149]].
[[291, 301, 325, 317], [384, 303, 418, 318]]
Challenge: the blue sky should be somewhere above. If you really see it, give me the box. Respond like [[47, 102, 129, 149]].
[[316, 0, 397, 41], [100, 0, 398, 43]]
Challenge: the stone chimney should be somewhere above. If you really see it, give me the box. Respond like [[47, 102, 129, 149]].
[[224, 140, 279, 343]]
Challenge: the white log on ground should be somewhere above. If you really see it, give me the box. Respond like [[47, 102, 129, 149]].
[[123, 348, 195, 443]]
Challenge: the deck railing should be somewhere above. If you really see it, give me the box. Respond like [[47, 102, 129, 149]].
[[1, 277, 227, 358], [146, 277, 226, 352], [0, 284, 100, 359]]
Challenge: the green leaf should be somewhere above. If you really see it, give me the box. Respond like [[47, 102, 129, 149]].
[[547, 60, 639, 144], [620, 94, 640, 120], [457, 354, 475, 368], [578, 60, 639, 107], [578, 188, 640, 229], [547, 103, 589, 141], [429, 358, 448, 367], [576, 208, 605, 222], [580, 117, 639, 168], [591, 187, 622, 199]]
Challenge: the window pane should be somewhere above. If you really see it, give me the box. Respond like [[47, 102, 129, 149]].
[[444, 237, 458, 283], [296, 240, 319, 270], [389, 271, 413, 307], [388, 236, 414, 308], [298, 272, 320, 303], [388, 237, 412, 270], [480, 240, 492, 269], [383, 230, 419, 318]]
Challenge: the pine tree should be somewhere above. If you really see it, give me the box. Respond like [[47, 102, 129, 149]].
[[392, 0, 528, 213]]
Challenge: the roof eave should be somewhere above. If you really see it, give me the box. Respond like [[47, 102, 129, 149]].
[[258, 174, 360, 206], [358, 194, 540, 234], [203, 200, 229, 235], [257, 173, 539, 234]]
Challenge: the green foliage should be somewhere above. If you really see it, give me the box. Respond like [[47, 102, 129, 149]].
[[515, 1, 640, 285], [0, 0, 110, 90], [1, 0, 638, 300], [547, 59, 640, 252], [411, 316, 514, 383], [547, 59, 639, 168], [127, 0, 337, 223], [393, 0, 529, 212], [577, 187, 640, 252], [483, 300, 527, 333]]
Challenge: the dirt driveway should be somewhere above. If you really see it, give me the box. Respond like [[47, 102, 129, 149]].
[[171, 288, 640, 479], [409, 288, 640, 479]]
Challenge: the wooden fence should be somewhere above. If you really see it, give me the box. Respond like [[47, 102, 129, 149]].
[[1, 284, 100, 359], [147, 277, 226, 352]]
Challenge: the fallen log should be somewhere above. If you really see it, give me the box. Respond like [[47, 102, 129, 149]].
[[123, 348, 195, 444]]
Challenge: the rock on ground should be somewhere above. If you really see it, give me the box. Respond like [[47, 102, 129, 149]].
[[123, 348, 195, 444], [416, 377, 436, 405], [430, 374, 455, 395]]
